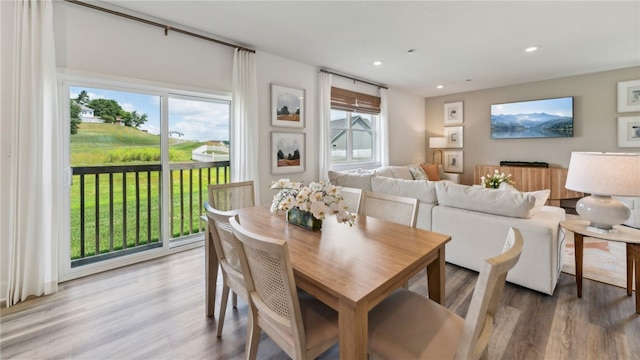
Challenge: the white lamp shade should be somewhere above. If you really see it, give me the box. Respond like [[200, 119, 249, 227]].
[[565, 152, 640, 196], [429, 137, 447, 148]]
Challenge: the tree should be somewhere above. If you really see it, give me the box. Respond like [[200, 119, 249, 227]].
[[278, 105, 289, 115], [75, 90, 90, 105], [88, 98, 123, 123], [70, 102, 81, 134]]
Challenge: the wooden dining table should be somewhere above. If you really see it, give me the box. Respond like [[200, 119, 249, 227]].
[[206, 205, 451, 360]]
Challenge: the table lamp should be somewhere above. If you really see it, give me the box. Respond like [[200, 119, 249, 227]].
[[565, 152, 640, 233], [429, 137, 447, 164]]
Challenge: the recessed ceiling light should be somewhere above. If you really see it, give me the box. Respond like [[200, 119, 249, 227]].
[[525, 46, 538, 53], [373, 60, 383, 66], [437, 85, 444, 89]]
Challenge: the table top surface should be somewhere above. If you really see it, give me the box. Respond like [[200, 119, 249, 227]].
[[235, 206, 451, 306], [560, 219, 640, 244]]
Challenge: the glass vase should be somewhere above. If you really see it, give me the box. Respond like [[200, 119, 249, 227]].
[[286, 207, 322, 230]]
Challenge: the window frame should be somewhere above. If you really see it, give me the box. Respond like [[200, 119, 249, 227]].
[[330, 109, 381, 172], [57, 69, 231, 281]]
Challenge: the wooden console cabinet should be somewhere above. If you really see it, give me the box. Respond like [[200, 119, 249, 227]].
[[474, 165, 583, 206]]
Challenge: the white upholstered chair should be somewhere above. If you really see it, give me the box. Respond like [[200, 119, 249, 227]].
[[204, 202, 247, 338], [229, 216, 339, 360], [208, 180, 255, 211], [359, 191, 418, 227], [367, 227, 524, 360], [338, 186, 362, 214]]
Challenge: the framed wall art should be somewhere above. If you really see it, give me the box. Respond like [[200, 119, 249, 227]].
[[444, 126, 463, 148], [444, 101, 463, 125], [617, 80, 640, 113], [272, 84, 305, 128], [617, 116, 640, 148], [272, 132, 305, 174], [443, 150, 463, 173]]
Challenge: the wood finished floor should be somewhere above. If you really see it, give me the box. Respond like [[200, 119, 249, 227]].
[[1, 247, 639, 360]]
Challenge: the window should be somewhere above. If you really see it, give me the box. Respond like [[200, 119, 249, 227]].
[[61, 76, 230, 280], [329, 87, 381, 167], [330, 110, 377, 164]]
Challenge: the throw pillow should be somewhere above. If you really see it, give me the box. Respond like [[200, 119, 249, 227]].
[[371, 176, 438, 204], [327, 171, 374, 191], [526, 189, 551, 216], [435, 182, 536, 218], [420, 163, 442, 181], [409, 166, 428, 180]]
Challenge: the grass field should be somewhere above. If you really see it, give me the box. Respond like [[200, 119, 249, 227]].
[[70, 123, 228, 260]]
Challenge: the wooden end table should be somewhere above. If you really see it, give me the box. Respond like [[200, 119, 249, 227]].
[[560, 219, 640, 314]]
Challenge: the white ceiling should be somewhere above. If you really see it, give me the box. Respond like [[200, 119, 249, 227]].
[[97, 0, 640, 98]]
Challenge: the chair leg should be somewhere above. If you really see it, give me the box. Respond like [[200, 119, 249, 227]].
[[245, 308, 260, 360], [232, 291, 238, 309], [217, 283, 230, 338]]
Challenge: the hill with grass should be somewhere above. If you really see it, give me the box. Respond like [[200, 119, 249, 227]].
[[71, 123, 203, 166]]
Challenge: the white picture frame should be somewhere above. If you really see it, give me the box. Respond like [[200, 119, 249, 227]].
[[617, 80, 640, 113], [617, 116, 640, 148], [443, 150, 463, 173], [271, 84, 305, 128], [444, 126, 463, 148], [444, 101, 463, 125], [272, 132, 305, 174]]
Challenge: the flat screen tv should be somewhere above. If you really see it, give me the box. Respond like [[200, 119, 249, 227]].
[[490, 96, 574, 139]]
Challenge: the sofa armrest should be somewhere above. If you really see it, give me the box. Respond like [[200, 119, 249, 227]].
[[442, 173, 460, 183]]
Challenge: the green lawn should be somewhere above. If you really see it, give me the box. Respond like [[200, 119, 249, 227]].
[[70, 123, 228, 260]]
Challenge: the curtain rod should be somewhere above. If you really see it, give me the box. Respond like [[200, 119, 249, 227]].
[[64, 0, 255, 53], [320, 69, 388, 90]]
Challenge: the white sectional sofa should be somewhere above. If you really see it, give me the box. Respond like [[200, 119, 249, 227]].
[[328, 164, 566, 295]]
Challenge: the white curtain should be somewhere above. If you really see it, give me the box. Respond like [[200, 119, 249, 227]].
[[318, 72, 332, 180], [379, 88, 389, 166], [6, 0, 60, 306], [231, 49, 259, 196]]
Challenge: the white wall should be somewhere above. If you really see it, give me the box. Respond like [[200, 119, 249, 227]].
[[426, 66, 640, 185], [0, 0, 426, 298]]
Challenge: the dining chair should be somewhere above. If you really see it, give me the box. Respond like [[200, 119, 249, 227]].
[[204, 202, 248, 338], [229, 216, 339, 360], [338, 186, 362, 213], [367, 227, 524, 360], [208, 180, 255, 211], [360, 191, 419, 227]]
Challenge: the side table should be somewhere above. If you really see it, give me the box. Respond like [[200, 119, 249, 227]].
[[560, 219, 640, 314]]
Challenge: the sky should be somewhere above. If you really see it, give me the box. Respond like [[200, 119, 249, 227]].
[[70, 86, 229, 142], [491, 97, 573, 117]]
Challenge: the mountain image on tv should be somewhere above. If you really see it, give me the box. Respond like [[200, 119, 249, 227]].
[[491, 97, 573, 139]]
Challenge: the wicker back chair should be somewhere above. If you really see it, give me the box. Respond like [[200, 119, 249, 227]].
[[204, 202, 247, 338], [229, 216, 339, 360], [338, 186, 363, 214], [360, 191, 419, 227], [368, 227, 524, 360], [208, 180, 255, 211]]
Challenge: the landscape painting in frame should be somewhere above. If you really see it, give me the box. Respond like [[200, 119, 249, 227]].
[[272, 132, 305, 174], [272, 84, 305, 128], [491, 97, 573, 139]]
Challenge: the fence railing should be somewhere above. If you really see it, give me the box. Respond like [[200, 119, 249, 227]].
[[71, 161, 230, 267]]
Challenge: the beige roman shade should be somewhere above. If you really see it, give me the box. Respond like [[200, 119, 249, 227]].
[[331, 87, 381, 114]]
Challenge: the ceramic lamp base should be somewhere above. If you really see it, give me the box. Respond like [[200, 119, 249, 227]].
[[576, 195, 631, 232]]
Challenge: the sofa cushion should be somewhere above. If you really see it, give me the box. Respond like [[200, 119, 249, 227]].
[[527, 189, 551, 216], [371, 176, 438, 204], [435, 182, 536, 218], [420, 163, 442, 181], [374, 166, 413, 180], [408, 166, 428, 180], [327, 171, 374, 191]]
